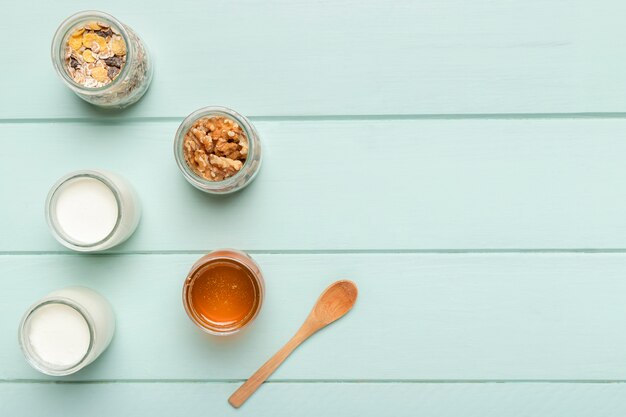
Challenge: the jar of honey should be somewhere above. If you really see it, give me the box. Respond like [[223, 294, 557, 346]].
[[182, 249, 264, 335]]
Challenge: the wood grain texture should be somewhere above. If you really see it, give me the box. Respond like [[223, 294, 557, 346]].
[[2, 0, 626, 118], [2, 119, 626, 252], [2, 382, 626, 417], [3, 253, 626, 381]]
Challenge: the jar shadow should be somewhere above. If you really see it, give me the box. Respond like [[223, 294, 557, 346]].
[[177, 185, 245, 214], [181, 168, 263, 207], [66, 79, 153, 117]]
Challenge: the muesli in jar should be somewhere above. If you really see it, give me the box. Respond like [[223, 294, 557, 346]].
[[52, 11, 153, 108]]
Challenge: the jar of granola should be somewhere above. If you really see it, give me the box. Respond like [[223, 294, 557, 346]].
[[51, 11, 153, 108], [174, 107, 262, 194]]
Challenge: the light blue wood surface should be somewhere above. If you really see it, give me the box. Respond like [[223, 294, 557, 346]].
[[4, 0, 626, 118], [4, 383, 626, 417], [4, 253, 626, 381], [4, 119, 626, 251], [2, 0, 626, 415]]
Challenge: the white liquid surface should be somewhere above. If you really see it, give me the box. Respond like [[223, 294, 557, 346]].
[[27, 303, 91, 368], [54, 177, 118, 244]]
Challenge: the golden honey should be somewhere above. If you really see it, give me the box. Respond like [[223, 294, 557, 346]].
[[183, 250, 264, 335]]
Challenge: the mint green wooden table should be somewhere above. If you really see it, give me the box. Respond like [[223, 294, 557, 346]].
[[3, 1, 626, 415]]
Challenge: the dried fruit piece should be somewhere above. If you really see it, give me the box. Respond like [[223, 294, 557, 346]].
[[95, 28, 113, 38], [107, 66, 120, 80], [104, 56, 123, 68]]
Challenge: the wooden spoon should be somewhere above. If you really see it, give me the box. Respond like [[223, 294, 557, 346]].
[[228, 280, 358, 408]]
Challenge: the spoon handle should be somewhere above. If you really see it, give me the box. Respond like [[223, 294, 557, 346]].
[[228, 329, 311, 408]]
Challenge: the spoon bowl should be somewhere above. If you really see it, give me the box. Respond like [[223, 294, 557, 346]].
[[308, 280, 358, 329]]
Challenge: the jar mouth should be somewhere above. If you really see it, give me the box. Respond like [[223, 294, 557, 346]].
[[51, 10, 133, 94], [173, 106, 259, 192], [182, 251, 264, 336], [18, 298, 95, 376], [45, 170, 123, 251]]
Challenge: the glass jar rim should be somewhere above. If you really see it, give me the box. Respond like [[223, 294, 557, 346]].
[[173, 106, 258, 192], [45, 170, 123, 251], [18, 297, 96, 376], [182, 250, 264, 336], [51, 10, 134, 95]]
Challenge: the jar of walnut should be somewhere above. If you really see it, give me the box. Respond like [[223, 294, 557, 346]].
[[51, 10, 153, 108], [174, 107, 262, 194]]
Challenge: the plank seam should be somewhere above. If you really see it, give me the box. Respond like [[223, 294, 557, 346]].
[[4, 379, 626, 384], [2, 112, 626, 124], [4, 249, 626, 256]]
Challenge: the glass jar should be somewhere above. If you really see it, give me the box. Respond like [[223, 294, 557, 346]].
[[45, 170, 141, 252], [51, 10, 153, 108], [174, 106, 262, 194], [18, 286, 115, 376], [183, 249, 265, 335]]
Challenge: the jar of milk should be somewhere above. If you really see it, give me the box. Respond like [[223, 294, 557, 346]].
[[18, 286, 115, 376], [45, 170, 141, 252]]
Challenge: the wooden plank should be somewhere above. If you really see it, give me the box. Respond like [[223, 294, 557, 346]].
[[3, 253, 626, 380], [2, 382, 626, 417], [2, 1, 626, 118], [2, 119, 626, 251]]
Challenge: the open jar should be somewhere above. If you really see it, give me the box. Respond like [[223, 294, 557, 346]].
[[174, 107, 262, 194], [51, 10, 153, 108], [183, 249, 265, 335], [45, 170, 141, 252], [18, 286, 115, 376]]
